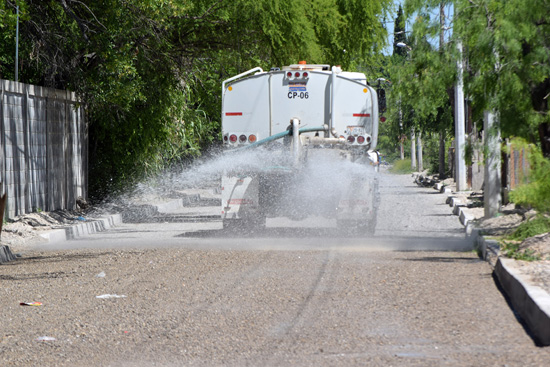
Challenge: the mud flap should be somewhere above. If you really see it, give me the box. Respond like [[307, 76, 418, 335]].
[[336, 174, 379, 234], [221, 175, 265, 229]]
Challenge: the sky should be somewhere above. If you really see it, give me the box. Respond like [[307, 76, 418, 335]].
[[383, 0, 405, 55], [383, 0, 454, 55]]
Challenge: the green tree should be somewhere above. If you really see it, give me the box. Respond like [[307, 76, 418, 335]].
[[1, 0, 393, 199], [393, 5, 408, 58], [386, 1, 456, 175], [455, 0, 550, 156], [396, 0, 550, 210]]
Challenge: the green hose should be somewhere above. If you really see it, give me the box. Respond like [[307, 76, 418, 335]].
[[236, 126, 327, 151]]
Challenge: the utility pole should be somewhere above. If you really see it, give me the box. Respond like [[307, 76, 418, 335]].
[[417, 131, 423, 171], [484, 111, 501, 218], [484, 49, 502, 218], [399, 98, 404, 159], [438, 3, 446, 178], [411, 128, 416, 170], [454, 41, 467, 191]]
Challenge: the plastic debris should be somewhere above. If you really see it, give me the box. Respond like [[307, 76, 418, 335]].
[[36, 336, 56, 341], [20, 302, 42, 306], [96, 271, 106, 278], [76, 216, 86, 221], [96, 294, 126, 299]]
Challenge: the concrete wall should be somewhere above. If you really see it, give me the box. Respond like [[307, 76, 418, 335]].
[[0, 79, 87, 219]]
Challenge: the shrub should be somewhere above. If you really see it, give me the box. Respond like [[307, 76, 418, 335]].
[[390, 158, 413, 174], [509, 142, 550, 213]]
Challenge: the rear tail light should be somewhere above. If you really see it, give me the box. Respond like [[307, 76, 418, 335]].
[[225, 133, 258, 144], [357, 136, 365, 144], [347, 136, 355, 144], [295, 72, 301, 78], [303, 72, 309, 78], [287, 71, 292, 78]]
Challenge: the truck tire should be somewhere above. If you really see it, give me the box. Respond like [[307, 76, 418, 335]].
[[223, 215, 266, 232], [336, 219, 375, 236]]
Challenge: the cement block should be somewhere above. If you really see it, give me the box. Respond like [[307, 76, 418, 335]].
[[458, 207, 474, 226], [452, 202, 465, 215], [495, 258, 550, 346], [0, 245, 16, 264]]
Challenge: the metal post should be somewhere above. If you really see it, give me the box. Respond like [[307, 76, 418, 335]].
[[330, 66, 337, 138], [438, 2, 446, 179], [454, 41, 467, 191], [291, 118, 301, 168]]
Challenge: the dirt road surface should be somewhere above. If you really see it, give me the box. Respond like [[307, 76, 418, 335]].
[[1, 173, 549, 366]]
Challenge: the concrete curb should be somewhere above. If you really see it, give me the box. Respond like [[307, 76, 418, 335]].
[[0, 245, 17, 264], [458, 207, 474, 226], [494, 258, 550, 346], [467, 199, 550, 346], [155, 199, 185, 213], [434, 183, 452, 194], [39, 214, 123, 243], [14, 197, 188, 246], [424, 177, 550, 346], [36, 197, 188, 243], [476, 236, 500, 267]]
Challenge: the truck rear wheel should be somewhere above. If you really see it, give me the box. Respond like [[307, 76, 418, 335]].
[[222, 215, 266, 232], [337, 219, 375, 236]]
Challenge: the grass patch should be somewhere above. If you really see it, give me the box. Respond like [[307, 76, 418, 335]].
[[500, 241, 541, 261], [499, 216, 550, 261], [390, 158, 413, 174], [507, 216, 550, 242]]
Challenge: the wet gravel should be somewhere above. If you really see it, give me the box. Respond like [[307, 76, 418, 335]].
[[1, 172, 549, 366]]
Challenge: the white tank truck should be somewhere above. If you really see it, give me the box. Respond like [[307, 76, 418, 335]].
[[220, 62, 381, 234]]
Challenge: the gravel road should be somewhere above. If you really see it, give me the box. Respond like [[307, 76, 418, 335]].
[[1, 172, 549, 366]]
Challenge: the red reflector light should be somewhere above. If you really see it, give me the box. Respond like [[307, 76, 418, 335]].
[[287, 71, 292, 78], [229, 134, 237, 143], [225, 112, 242, 116], [303, 72, 309, 78], [357, 136, 365, 144], [366, 136, 371, 143], [353, 113, 371, 117], [380, 116, 386, 122], [295, 72, 301, 78], [223, 135, 228, 142], [248, 134, 257, 143], [347, 136, 355, 143], [239, 134, 247, 143]]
